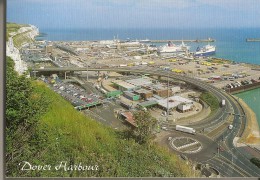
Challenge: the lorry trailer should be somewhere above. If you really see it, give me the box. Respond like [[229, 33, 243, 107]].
[[221, 99, 226, 107], [176, 125, 196, 134]]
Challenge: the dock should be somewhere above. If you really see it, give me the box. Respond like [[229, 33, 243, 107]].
[[150, 39, 215, 43], [246, 38, 260, 42], [251, 68, 260, 71]]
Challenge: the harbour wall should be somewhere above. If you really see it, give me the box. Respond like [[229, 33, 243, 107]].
[[230, 82, 260, 94]]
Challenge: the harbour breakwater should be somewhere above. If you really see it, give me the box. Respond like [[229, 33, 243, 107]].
[[150, 39, 215, 43], [246, 38, 260, 42], [230, 82, 260, 94]]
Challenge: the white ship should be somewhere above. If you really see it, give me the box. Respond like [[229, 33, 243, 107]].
[[158, 41, 190, 53], [194, 44, 216, 57]]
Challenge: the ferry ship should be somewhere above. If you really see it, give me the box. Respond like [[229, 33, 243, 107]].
[[139, 38, 151, 43], [194, 44, 216, 57], [158, 41, 189, 53]]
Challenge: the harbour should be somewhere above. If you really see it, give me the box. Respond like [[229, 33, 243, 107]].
[[149, 39, 215, 43], [6, 0, 260, 178], [235, 88, 260, 134], [87, 38, 215, 43]]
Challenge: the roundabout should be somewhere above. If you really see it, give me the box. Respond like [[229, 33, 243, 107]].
[[34, 67, 260, 177], [169, 137, 203, 154]]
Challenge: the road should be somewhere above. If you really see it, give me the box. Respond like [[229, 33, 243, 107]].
[[33, 66, 259, 177]]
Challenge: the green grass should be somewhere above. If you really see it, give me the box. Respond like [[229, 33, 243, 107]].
[[12, 30, 34, 48], [6, 22, 33, 48], [6, 22, 193, 177], [25, 81, 192, 177], [6, 22, 25, 41], [200, 92, 219, 114]]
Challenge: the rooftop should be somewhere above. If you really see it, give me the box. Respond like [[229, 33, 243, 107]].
[[134, 88, 152, 94], [112, 80, 136, 89], [157, 95, 193, 110], [144, 83, 167, 91], [124, 91, 138, 97], [126, 77, 153, 87], [138, 100, 158, 107], [120, 111, 137, 127]]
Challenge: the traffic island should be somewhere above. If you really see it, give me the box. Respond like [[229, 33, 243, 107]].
[[169, 137, 203, 154]]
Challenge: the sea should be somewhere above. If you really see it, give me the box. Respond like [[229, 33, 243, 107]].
[[37, 27, 260, 126], [235, 88, 260, 127]]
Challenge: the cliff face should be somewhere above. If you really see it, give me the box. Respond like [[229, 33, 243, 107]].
[[6, 24, 39, 75]]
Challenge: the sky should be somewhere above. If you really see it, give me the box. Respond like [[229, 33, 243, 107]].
[[7, 0, 260, 29]]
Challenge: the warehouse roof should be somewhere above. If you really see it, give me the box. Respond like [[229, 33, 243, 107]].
[[138, 100, 158, 107], [126, 77, 152, 86], [112, 80, 136, 89], [134, 88, 152, 94], [124, 91, 139, 97], [120, 111, 137, 127], [145, 83, 167, 90], [157, 96, 193, 110]]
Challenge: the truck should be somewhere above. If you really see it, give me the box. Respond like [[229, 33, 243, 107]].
[[221, 99, 226, 107], [119, 64, 127, 67], [176, 125, 196, 134], [100, 88, 107, 94]]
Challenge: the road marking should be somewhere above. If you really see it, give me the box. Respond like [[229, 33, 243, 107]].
[[206, 159, 239, 177], [211, 157, 246, 177], [218, 154, 251, 176]]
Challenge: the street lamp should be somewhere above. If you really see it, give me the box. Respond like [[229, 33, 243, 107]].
[[166, 58, 170, 122], [217, 142, 220, 157], [87, 62, 89, 82], [230, 147, 235, 168], [166, 67, 169, 122]]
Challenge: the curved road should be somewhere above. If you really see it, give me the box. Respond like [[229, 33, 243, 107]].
[[33, 66, 259, 177]]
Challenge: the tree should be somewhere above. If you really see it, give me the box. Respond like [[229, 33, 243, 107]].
[[132, 111, 157, 144]]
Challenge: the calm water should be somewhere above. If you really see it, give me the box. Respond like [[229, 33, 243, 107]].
[[39, 28, 260, 64], [236, 88, 260, 127]]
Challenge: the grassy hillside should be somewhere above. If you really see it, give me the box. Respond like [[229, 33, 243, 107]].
[[27, 81, 192, 177], [12, 30, 34, 48], [6, 21, 193, 176], [6, 22, 25, 41], [6, 56, 192, 177], [6, 22, 33, 48]]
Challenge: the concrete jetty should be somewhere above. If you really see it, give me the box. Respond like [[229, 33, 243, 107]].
[[150, 39, 215, 43], [246, 38, 260, 42]]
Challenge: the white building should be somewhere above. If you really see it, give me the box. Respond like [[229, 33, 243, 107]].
[[171, 86, 181, 93], [157, 95, 193, 111], [177, 103, 194, 112]]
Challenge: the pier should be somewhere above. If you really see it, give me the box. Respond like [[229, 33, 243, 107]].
[[150, 39, 215, 43], [246, 38, 260, 42]]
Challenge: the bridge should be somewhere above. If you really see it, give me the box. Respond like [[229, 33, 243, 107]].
[[32, 66, 242, 131]]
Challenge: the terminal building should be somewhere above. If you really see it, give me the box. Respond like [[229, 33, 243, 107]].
[[157, 95, 194, 111], [134, 88, 153, 100], [123, 91, 140, 101], [177, 103, 194, 113], [112, 80, 138, 91], [125, 77, 153, 87]]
